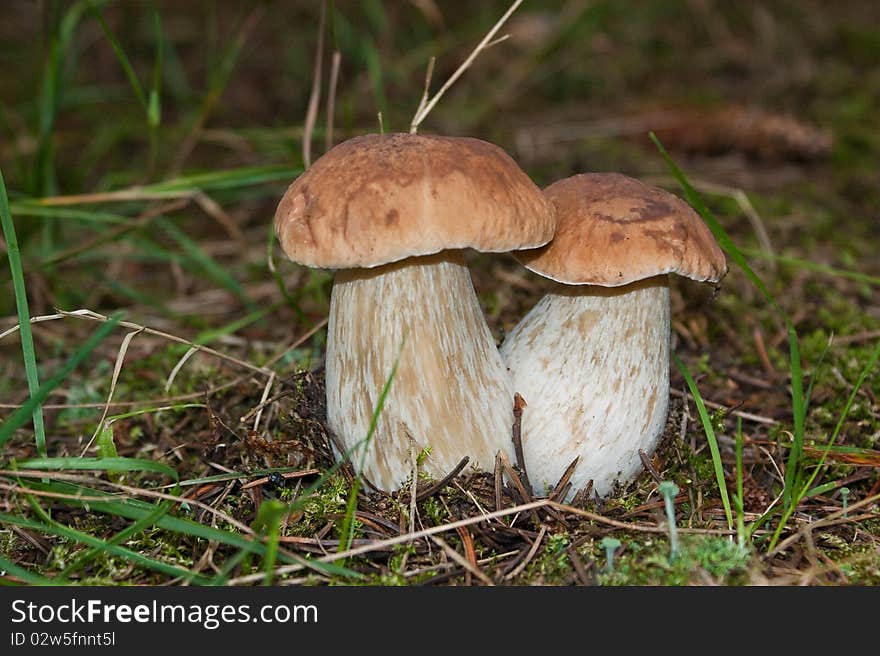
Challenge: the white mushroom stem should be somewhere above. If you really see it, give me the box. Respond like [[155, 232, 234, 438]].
[[326, 251, 516, 491], [499, 275, 671, 499]]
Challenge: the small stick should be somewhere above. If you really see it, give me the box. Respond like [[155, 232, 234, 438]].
[[571, 479, 593, 508], [639, 449, 663, 485], [669, 387, 778, 425], [455, 525, 478, 571], [511, 392, 532, 496], [408, 448, 419, 536], [431, 535, 494, 586], [415, 456, 470, 502], [549, 456, 579, 502], [502, 525, 547, 581], [498, 451, 531, 506], [494, 452, 504, 511], [566, 545, 592, 585]]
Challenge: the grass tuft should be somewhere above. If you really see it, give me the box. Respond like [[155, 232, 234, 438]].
[[0, 168, 47, 457]]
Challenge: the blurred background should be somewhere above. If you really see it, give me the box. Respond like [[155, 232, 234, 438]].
[[1, 0, 878, 454]]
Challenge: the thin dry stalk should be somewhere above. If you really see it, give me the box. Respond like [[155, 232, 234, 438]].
[[415, 456, 469, 502], [193, 192, 245, 244], [409, 448, 419, 536], [35, 199, 188, 268], [1, 470, 256, 537], [766, 492, 880, 557], [0, 309, 272, 377], [669, 387, 778, 425], [410, 56, 436, 133], [0, 481, 121, 503], [302, 0, 327, 168], [252, 371, 276, 433], [431, 535, 494, 585], [227, 499, 552, 584], [240, 469, 320, 490], [502, 524, 547, 581], [511, 392, 532, 495], [325, 50, 341, 151], [83, 327, 145, 455], [165, 347, 199, 393], [410, 0, 524, 131]]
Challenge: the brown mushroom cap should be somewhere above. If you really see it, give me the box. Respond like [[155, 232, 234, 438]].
[[275, 133, 557, 269], [515, 173, 728, 286]]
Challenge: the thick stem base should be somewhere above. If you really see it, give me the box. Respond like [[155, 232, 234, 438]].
[[500, 277, 671, 498], [326, 253, 515, 491]]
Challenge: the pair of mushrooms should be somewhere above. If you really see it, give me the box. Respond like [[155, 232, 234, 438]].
[[274, 133, 726, 498]]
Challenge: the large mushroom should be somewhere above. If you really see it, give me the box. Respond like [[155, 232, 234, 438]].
[[274, 132, 556, 492], [500, 173, 727, 498]]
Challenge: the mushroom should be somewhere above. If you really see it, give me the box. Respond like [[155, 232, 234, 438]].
[[500, 173, 727, 499], [274, 132, 556, 492]]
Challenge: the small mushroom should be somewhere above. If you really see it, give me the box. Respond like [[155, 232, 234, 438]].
[[500, 173, 727, 498], [274, 132, 556, 492]]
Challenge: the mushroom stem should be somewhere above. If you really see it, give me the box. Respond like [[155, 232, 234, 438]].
[[500, 275, 671, 499], [326, 251, 515, 491]]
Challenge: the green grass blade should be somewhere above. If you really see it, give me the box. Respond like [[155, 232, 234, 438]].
[[0, 555, 55, 585], [88, 0, 148, 110], [23, 500, 209, 584], [740, 247, 880, 287], [803, 481, 840, 498], [734, 417, 746, 548], [1, 168, 47, 456], [0, 313, 121, 449], [156, 217, 253, 310], [191, 302, 280, 345], [146, 164, 302, 193], [15, 457, 179, 482], [649, 133, 779, 311], [16, 478, 358, 579], [251, 499, 286, 585], [58, 498, 176, 579], [267, 223, 306, 319], [9, 204, 131, 225], [149, 2, 164, 129], [651, 134, 806, 525], [24, 165, 301, 204], [338, 339, 402, 554], [767, 336, 880, 550], [33, 2, 76, 195], [783, 328, 805, 508], [673, 352, 733, 529]]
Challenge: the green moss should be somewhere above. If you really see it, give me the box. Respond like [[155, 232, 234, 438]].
[[601, 535, 753, 586], [521, 532, 571, 584], [292, 474, 350, 536]]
